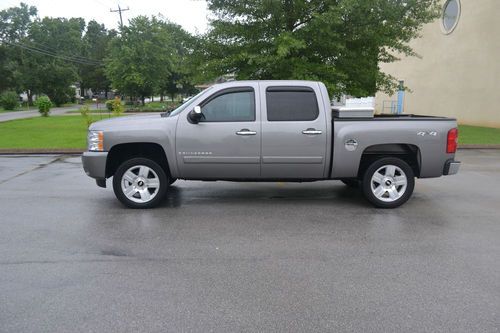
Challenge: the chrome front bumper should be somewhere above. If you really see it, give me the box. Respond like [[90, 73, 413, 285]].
[[444, 160, 461, 175]]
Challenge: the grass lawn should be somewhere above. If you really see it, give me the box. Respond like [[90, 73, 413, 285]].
[[0, 115, 115, 149], [458, 125, 500, 145], [0, 117, 498, 150], [65, 108, 107, 114]]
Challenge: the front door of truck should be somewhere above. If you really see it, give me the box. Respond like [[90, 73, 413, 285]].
[[260, 83, 328, 179], [176, 83, 261, 179]]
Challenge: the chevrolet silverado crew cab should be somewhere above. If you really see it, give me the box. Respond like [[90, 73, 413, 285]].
[[82, 80, 460, 209]]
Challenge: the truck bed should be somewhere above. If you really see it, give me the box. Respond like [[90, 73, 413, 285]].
[[334, 113, 456, 121]]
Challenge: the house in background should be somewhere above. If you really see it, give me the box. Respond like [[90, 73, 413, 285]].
[[376, 0, 500, 127]]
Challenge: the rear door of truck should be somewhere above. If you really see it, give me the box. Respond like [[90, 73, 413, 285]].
[[259, 82, 328, 179]]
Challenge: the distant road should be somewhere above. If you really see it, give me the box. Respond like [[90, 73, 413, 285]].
[[0, 105, 103, 123]]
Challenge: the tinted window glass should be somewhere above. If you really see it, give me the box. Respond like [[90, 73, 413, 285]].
[[266, 88, 319, 121], [201, 90, 255, 122]]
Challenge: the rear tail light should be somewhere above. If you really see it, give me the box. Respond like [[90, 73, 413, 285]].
[[447, 128, 458, 153]]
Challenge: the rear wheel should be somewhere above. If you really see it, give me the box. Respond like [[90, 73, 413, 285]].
[[112, 157, 168, 208], [361, 157, 414, 208]]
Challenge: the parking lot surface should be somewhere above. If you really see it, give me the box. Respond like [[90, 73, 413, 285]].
[[0, 150, 499, 332]]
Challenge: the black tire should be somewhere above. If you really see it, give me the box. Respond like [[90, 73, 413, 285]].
[[340, 179, 359, 188], [361, 157, 415, 208], [112, 157, 168, 208]]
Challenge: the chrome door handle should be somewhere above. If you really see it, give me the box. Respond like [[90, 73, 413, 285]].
[[302, 128, 322, 135], [236, 129, 257, 135]]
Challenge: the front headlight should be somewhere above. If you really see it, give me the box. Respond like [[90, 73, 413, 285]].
[[87, 130, 104, 151]]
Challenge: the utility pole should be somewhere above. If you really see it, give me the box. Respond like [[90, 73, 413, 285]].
[[110, 4, 129, 28]]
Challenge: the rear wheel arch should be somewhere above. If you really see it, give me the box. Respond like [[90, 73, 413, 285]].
[[357, 144, 421, 178], [105, 142, 171, 179]]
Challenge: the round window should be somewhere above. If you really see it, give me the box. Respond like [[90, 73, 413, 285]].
[[442, 0, 461, 34]]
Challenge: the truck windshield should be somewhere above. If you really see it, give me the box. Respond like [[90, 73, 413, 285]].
[[167, 88, 212, 117]]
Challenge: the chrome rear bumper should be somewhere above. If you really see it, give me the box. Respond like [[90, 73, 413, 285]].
[[444, 160, 461, 175]]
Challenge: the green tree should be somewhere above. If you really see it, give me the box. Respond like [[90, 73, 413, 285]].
[[1, 4, 97, 105], [155, 20, 197, 101], [27, 17, 85, 105], [79, 20, 116, 99], [105, 16, 174, 105], [201, 0, 439, 96], [0, 3, 37, 94]]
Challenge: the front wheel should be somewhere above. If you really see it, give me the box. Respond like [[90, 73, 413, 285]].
[[112, 157, 168, 208], [361, 157, 415, 208]]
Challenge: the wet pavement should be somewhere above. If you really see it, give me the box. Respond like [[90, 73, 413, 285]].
[[0, 150, 499, 332]]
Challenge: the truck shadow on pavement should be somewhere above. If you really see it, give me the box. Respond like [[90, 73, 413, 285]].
[[152, 182, 370, 209]]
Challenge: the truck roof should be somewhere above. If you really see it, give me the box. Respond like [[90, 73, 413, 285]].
[[212, 80, 322, 88]]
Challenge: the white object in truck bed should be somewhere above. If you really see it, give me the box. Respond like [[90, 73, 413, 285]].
[[332, 106, 374, 118]]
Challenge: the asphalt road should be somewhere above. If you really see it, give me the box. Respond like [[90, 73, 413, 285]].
[[0, 150, 499, 332]]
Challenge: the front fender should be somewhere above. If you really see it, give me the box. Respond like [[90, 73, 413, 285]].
[[92, 115, 179, 178]]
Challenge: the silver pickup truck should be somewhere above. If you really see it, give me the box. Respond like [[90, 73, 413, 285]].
[[82, 80, 460, 208]]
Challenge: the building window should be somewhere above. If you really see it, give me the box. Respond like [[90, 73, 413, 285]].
[[442, 0, 461, 34]]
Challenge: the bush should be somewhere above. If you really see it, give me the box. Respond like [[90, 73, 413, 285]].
[[0, 91, 20, 110], [111, 97, 124, 116], [105, 100, 114, 111], [79, 105, 94, 128], [35, 96, 52, 117], [47, 86, 74, 106]]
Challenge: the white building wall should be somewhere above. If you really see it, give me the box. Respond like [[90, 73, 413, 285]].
[[376, 0, 500, 127]]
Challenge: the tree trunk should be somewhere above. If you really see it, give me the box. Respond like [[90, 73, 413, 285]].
[[141, 96, 145, 106], [160, 95, 164, 102], [171, 94, 174, 102], [27, 91, 33, 106]]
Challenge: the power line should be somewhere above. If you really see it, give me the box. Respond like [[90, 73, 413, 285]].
[[14, 42, 102, 65], [1, 40, 103, 66], [15, 40, 102, 64], [110, 4, 129, 28]]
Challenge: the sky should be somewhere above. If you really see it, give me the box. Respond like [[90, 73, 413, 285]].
[[0, 0, 210, 34]]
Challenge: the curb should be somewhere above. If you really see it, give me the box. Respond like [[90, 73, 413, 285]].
[[0, 149, 84, 155], [458, 144, 500, 149]]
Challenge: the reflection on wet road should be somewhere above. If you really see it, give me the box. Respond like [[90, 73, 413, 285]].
[[0, 150, 499, 332]]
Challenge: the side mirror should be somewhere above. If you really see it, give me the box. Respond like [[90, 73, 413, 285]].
[[188, 105, 204, 124]]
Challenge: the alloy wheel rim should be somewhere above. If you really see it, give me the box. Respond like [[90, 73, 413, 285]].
[[121, 165, 160, 203], [370, 165, 407, 202]]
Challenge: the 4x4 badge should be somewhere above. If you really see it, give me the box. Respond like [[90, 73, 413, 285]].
[[417, 131, 437, 136]]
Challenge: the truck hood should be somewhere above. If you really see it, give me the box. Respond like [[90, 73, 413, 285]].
[[89, 114, 166, 131]]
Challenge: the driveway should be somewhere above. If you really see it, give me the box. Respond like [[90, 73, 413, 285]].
[[0, 150, 499, 332]]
